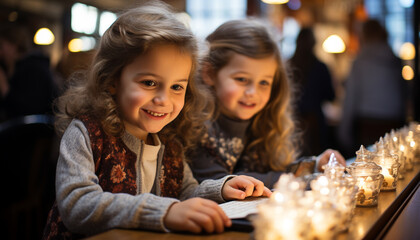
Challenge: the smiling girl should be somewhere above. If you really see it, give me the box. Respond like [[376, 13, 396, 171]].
[[188, 19, 346, 189], [42, 4, 271, 239]]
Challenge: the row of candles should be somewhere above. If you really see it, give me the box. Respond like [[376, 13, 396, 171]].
[[253, 122, 420, 240]]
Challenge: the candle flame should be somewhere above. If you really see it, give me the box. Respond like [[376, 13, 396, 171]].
[[400, 145, 405, 151]]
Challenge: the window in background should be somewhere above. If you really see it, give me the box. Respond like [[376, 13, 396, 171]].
[[71, 3, 98, 35], [70, 2, 117, 52], [99, 11, 117, 36], [186, 0, 247, 39], [364, 0, 414, 56], [279, 17, 300, 60]]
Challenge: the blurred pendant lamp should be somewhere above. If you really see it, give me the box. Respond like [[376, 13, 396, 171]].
[[322, 34, 346, 54], [261, 0, 289, 4], [399, 42, 415, 60], [34, 28, 55, 45]]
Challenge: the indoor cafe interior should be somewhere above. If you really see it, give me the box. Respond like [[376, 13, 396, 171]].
[[0, 0, 419, 239]]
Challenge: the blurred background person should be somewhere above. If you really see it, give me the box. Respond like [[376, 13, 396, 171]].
[[338, 19, 407, 157], [288, 27, 336, 157], [0, 22, 58, 122]]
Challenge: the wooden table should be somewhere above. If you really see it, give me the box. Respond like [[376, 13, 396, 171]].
[[85, 164, 420, 240], [84, 229, 249, 240]]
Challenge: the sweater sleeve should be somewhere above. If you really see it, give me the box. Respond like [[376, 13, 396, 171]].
[[179, 157, 234, 203], [56, 120, 179, 235], [188, 145, 282, 190]]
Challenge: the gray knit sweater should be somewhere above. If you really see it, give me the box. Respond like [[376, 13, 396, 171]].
[[55, 119, 231, 235]]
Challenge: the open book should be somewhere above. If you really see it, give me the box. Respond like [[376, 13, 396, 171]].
[[218, 197, 269, 232], [219, 197, 269, 219]]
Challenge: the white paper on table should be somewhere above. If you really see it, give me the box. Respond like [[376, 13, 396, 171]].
[[219, 197, 269, 219]]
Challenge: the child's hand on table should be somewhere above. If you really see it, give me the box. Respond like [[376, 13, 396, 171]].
[[222, 175, 272, 200], [163, 175, 271, 234], [164, 197, 231, 234]]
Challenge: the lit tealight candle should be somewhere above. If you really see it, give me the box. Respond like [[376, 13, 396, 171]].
[[372, 138, 399, 191], [347, 158, 384, 207]]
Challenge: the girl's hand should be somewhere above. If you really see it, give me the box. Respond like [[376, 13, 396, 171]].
[[222, 175, 272, 200], [164, 198, 231, 234], [317, 149, 346, 172]]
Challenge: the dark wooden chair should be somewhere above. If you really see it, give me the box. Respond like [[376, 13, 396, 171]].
[[0, 114, 58, 240]]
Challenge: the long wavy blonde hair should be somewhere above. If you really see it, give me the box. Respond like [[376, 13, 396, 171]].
[[54, 1, 213, 149], [202, 19, 299, 170]]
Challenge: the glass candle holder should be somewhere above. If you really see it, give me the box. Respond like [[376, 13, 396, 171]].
[[347, 161, 384, 207], [254, 174, 309, 240], [310, 174, 358, 233], [323, 152, 345, 179], [354, 145, 372, 162], [410, 122, 420, 163], [335, 175, 358, 232], [389, 130, 406, 179], [402, 128, 414, 171], [309, 203, 340, 240], [320, 153, 359, 232], [406, 130, 418, 165], [373, 138, 400, 191], [255, 202, 309, 240]]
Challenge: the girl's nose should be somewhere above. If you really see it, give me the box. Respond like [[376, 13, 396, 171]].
[[244, 85, 256, 97], [153, 90, 169, 106]]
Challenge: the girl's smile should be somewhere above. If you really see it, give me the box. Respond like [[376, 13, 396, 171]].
[[143, 109, 168, 118], [238, 101, 256, 108]]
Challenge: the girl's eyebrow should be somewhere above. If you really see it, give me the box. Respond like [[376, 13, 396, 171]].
[[135, 73, 189, 83], [135, 72, 158, 77], [263, 75, 275, 79], [233, 71, 274, 79], [175, 79, 189, 83]]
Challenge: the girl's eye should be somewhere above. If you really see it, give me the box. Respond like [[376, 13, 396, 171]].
[[171, 84, 184, 91], [141, 80, 157, 87], [260, 80, 271, 86], [235, 77, 248, 83]]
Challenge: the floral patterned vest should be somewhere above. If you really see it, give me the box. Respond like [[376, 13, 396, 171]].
[[42, 116, 184, 239]]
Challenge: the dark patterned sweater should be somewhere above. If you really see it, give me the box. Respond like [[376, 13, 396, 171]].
[[188, 114, 316, 189]]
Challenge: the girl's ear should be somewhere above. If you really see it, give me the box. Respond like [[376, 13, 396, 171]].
[[201, 62, 215, 86]]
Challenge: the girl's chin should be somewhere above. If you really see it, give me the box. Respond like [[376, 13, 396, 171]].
[[147, 127, 165, 134], [224, 114, 253, 121]]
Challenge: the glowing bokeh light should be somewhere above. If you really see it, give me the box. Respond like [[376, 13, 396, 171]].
[[33, 28, 55, 45], [402, 65, 414, 80], [261, 0, 289, 4], [322, 34, 346, 53], [399, 42, 415, 60]]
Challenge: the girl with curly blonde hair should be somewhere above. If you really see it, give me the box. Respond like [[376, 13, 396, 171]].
[[42, 3, 271, 239], [188, 19, 345, 188]]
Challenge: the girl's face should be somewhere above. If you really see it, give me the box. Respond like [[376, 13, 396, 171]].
[[115, 44, 192, 141], [210, 53, 277, 120]]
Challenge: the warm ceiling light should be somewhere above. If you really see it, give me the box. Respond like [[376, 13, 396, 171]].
[[68, 38, 83, 52], [399, 42, 415, 60], [68, 37, 96, 52], [261, 0, 289, 4], [34, 28, 55, 45], [322, 34, 346, 54], [402, 65, 414, 80]]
